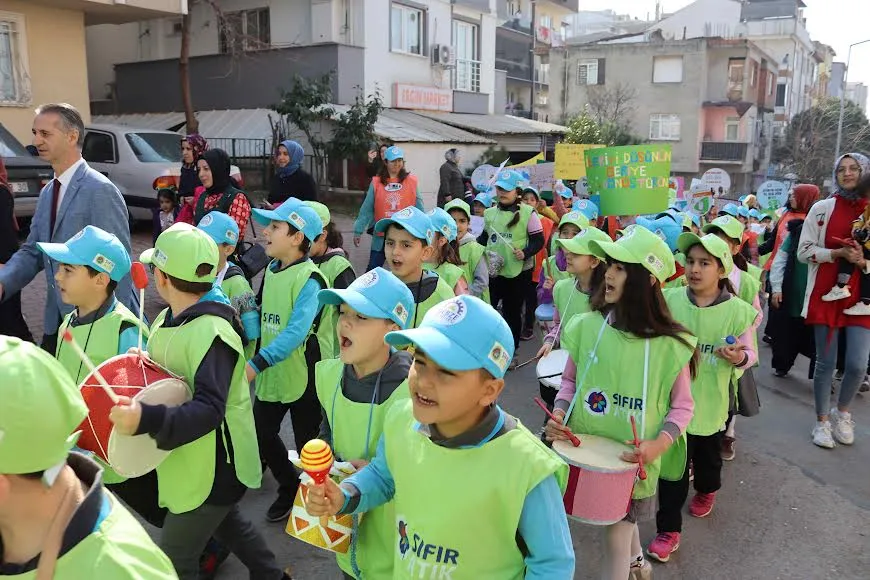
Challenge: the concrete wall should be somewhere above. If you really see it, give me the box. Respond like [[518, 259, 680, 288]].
[[651, 0, 743, 40], [1, 2, 91, 144], [401, 142, 489, 207], [112, 44, 365, 114]]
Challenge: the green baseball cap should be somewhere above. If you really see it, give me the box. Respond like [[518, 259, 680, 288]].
[[677, 232, 734, 276], [555, 227, 612, 256], [306, 201, 331, 227], [702, 215, 744, 242], [140, 222, 219, 283], [444, 199, 471, 219], [0, 337, 88, 478], [589, 225, 676, 282], [559, 211, 591, 231]]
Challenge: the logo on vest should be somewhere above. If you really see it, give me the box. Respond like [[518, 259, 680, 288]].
[[432, 298, 466, 326], [385, 182, 404, 193], [397, 518, 460, 578], [354, 270, 379, 289], [584, 388, 610, 416], [262, 312, 282, 336]]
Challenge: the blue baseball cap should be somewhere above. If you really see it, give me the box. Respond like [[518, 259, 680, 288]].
[[572, 198, 599, 221], [719, 203, 740, 218], [737, 206, 751, 218], [374, 206, 435, 245], [318, 267, 415, 329], [748, 208, 763, 220], [252, 197, 323, 242], [635, 215, 682, 253], [494, 169, 523, 191], [473, 192, 494, 207], [384, 146, 404, 161], [556, 180, 573, 199], [428, 207, 458, 242], [197, 211, 239, 246], [37, 226, 131, 282], [385, 295, 514, 378]]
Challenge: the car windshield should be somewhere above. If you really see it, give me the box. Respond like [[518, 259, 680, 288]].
[[0, 124, 30, 157], [124, 132, 181, 163]]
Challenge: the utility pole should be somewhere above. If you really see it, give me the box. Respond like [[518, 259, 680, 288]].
[[836, 39, 870, 160], [529, 0, 537, 120]]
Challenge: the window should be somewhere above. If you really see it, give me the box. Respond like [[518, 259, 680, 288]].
[[724, 117, 740, 142], [125, 132, 184, 163], [775, 83, 787, 107], [577, 59, 600, 86], [82, 132, 117, 164], [391, 3, 424, 55], [539, 14, 553, 28], [219, 8, 270, 54], [652, 56, 683, 83], [0, 12, 29, 105], [452, 20, 479, 92], [750, 62, 758, 87], [728, 59, 745, 94], [767, 72, 775, 96], [649, 114, 681, 141]]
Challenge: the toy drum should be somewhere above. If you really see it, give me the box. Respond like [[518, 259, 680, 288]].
[[553, 436, 639, 525], [536, 349, 569, 391], [535, 302, 555, 336], [76, 354, 191, 478]]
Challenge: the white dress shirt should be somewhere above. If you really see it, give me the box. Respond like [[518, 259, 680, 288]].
[[54, 157, 87, 209]]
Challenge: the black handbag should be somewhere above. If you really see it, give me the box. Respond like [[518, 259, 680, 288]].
[[236, 219, 269, 280], [735, 369, 761, 417]]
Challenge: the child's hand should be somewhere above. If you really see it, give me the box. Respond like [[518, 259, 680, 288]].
[[126, 347, 150, 359], [544, 409, 575, 442], [304, 478, 346, 517], [512, 248, 525, 261], [109, 396, 142, 436], [348, 459, 369, 470], [715, 344, 746, 366], [621, 435, 669, 464], [245, 363, 257, 383], [353, 235, 362, 248], [543, 276, 555, 290], [536, 342, 554, 360]]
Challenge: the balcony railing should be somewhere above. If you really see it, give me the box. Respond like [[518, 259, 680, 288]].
[[452, 58, 481, 93], [700, 142, 749, 163]]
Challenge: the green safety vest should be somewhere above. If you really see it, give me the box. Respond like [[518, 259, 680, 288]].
[[315, 359, 409, 579], [561, 311, 697, 499], [257, 259, 330, 403], [427, 262, 467, 292], [383, 400, 566, 580], [317, 254, 356, 359], [542, 255, 571, 285], [147, 310, 262, 513], [664, 289, 757, 436], [552, 278, 591, 331], [221, 265, 257, 361], [410, 276, 455, 329], [735, 269, 761, 307], [484, 205, 533, 279], [458, 240, 490, 304], [747, 263, 764, 283], [14, 492, 178, 579]]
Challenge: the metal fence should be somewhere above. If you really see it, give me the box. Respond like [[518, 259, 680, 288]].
[[207, 138, 271, 192]]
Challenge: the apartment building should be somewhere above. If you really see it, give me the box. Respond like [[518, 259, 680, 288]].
[[550, 36, 778, 192]]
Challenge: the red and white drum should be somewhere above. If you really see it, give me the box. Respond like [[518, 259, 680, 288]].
[[553, 435, 638, 525], [76, 354, 191, 478]]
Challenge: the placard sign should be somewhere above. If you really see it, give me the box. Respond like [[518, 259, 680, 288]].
[[512, 162, 555, 194], [701, 168, 731, 195], [584, 145, 672, 216], [756, 180, 789, 211], [555, 144, 605, 179]]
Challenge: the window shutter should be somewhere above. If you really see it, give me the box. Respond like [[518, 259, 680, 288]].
[[597, 58, 606, 85]]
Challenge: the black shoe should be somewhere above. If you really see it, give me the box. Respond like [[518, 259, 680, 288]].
[[774, 370, 788, 378], [266, 494, 295, 522], [520, 328, 535, 341]]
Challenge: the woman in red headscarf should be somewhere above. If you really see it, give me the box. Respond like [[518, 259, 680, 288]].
[[0, 158, 34, 340]]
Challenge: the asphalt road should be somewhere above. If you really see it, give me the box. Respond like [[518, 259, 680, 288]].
[[16, 220, 870, 579]]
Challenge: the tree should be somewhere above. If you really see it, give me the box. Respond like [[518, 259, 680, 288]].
[[586, 82, 637, 129], [329, 89, 384, 162], [563, 110, 602, 145], [773, 98, 870, 186]]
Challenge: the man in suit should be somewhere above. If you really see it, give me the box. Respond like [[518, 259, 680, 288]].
[[0, 103, 136, 352]]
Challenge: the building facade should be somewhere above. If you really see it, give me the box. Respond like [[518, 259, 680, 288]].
[[845, 82, 869, 113], [550, 36, 777, 192]]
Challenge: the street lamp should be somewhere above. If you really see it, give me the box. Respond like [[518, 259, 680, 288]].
[[835, 39, 870, 160]]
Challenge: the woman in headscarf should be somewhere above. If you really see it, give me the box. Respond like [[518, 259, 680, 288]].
[[176, 134, 208, 224], [798, 153, 870, 449], [193, 148, 251, 239], [268, 139, 317, 204], [0, 158, 33, 341]]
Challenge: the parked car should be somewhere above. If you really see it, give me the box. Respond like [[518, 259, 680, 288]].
[[83, 124, 241, 221], [0, 123, 53, 221]]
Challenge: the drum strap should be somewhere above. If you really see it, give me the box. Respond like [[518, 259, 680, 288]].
[[552, 282, 579, 343], [564, 312, 611, 423], [641, 339, 650, 438]]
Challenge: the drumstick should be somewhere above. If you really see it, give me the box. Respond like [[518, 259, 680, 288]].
[[629, 415, 647, 480], [514, 356, 538, 370], [130, 262, 149, 356], [62, 330, 120, 405], [534, 398, 581, 447]]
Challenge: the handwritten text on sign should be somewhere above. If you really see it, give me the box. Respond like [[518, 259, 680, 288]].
[[554, 144, 604, 179], [584, 145, 672, 216]]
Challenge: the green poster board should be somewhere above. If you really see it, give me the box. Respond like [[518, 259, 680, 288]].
[[584, 145, 672, 216]]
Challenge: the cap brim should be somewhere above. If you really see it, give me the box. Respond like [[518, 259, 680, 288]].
[[37, 243, 86, 266], [252, 208, 283, 226], [588, 239, 636, 264], [555, 238, 590, 255], [385, 154, 403, 161], [374, 218, 428, 241], [494, 180, 515, 190], [385, 327, 481, 371], [139, 248, 156, 264], [677, 232, 703, 255], [318, 288, 391, 321]]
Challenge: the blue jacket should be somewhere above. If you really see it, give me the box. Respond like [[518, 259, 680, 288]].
[[0, 161, 137, 335]]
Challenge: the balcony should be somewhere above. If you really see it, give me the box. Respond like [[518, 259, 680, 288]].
[[44, 0, 187, 24], [743, 18, 812, 50], [452, 58, 482, 93], [700, 142, 749, 164]]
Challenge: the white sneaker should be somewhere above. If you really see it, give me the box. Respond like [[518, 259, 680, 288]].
[[812, 421, 835, 449], [843, 301, 870, 315], [822, 286, 851, 301], [830, 408, 855, 445], [629, 558, 653, 580]]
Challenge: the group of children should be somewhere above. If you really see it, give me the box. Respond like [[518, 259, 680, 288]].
[[0, 166, 775, 579]]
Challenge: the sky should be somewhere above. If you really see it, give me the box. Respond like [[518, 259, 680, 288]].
[[575, 0, 870, 87]]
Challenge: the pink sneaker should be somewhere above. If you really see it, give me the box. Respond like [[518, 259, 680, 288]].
[[689, 492, 717, 518], [646, 532, 680, 562]]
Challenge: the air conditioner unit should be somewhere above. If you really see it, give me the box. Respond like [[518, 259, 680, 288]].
[[431, 44, 456, 67]]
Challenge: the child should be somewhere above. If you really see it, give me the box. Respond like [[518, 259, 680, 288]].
[[484, 170, 546, 359], [546, 226, 697, 580], [472, 192, 492, 217], [306, 200, 357, 358], [305, 295, 576, 579], [153, 188, 179, 243], [821, 175, 870, 314], [647, 233, 759, 563], [112, 223, 285, 580], [445, 198, 492, 302], [315, 267, 415, 579], [196, 210, 260, 361], [0, 337, 177, 578], [539, 211, 590, 309], [522, 187, 556, 341], [374, 206, 455, 328], [426, 207, 469, 295], [246, 197, 331, 522]]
